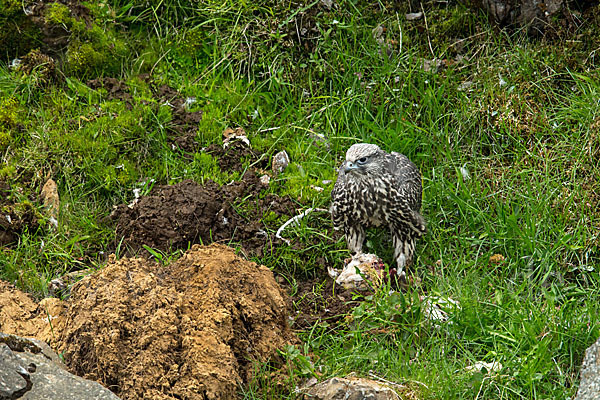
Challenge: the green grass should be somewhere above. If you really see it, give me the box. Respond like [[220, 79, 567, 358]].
[[1, 1, 600, 398]]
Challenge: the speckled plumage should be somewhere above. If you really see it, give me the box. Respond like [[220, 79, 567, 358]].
[[330, 143, 426, 276]]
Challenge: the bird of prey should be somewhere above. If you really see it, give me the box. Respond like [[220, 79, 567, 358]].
[[330, 143, 426, 277]]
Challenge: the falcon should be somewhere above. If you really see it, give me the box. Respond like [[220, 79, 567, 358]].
[[330, 143, 426, 277]]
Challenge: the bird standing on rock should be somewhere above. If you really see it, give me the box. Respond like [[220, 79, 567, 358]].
[[330, 143, 426, 277]]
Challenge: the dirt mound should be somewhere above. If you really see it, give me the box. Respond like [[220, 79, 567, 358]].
[[111, 173, 296, 257], [57, 244, 295, 399], [0, 280, 65, 346]]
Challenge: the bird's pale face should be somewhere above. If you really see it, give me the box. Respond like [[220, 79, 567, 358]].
[[343, 143, 383, 176]]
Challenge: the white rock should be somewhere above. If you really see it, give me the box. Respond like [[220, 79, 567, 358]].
[[259, 175, 271, 186], [465, 361, 503, 374], [272, 150, 290, 175], [405, 12, 423, 21]]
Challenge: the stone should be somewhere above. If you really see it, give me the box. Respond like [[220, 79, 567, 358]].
[[405, 12, 423, 21], [301, 376, 400, 400], [470, 0, 566, 33], [272, 150, 290, 175], [576, 337, 600, 400], [0, 333, 120, 400], [40, 179, 59, 226], [259, 174, 271, 186]]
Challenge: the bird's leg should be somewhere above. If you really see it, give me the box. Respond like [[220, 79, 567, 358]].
[[393, 232, 415, 278], [346, 225, 366, 255]]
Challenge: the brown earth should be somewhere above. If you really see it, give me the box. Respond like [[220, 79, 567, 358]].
[[110, 172, 297, 257], [0, 244, 297, 400], [0, 182, 41, 247], [86, 76, 204, 152], [205, 142, 259, 173], [0, 280, 65, 346], [290, 277, 369, 330]]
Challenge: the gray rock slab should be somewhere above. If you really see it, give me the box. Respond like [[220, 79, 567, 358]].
[[0, 333, 120, 400], [576, 337, 600, 400], [301, 376, 400, 400]]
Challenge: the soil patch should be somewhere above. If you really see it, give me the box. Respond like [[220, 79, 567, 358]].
[[60, 244, 295, 399], [0, 244, 296, 399], [0, 280, 65, 346], [0, 182, 41, 247], [87, 77, 134, 106], [110, 172, 297, 257], [151, 81, 203, 152], [86, 76, 203, 152], [290, 276, 369, 330], [205, 142, 259, 173]]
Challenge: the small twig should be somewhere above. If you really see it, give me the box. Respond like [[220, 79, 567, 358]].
[[257, 126, 281, 133], [367, 371, 407, 389], [276, 208, 329, 245], [420, 2, 435, 59], [368, 371, 430, 389], [396, 12, 403, 56]]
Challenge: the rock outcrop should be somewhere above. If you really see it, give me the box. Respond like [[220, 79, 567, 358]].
[[576, 337, 600, 400], [0, 333, 119, 400]]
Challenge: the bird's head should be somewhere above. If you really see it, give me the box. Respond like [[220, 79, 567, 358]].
[[342, 143, 383, 176]]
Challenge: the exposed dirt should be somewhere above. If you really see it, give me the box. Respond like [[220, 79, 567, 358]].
[[87, 77, 134, 106], [60, 244, 295, 399], [86, 76, 203, 152], [0, 244, 297, 400], [205, 142, 258, 172], [0, 280, 65, 347], [21, 0, 93, 58], [152, 82, 204, 152], [110, 172, 297, 257], [0, 182, 41, 247], [290, 277, 369, 330]]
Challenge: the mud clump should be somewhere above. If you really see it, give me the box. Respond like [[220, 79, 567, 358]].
[[205, 142, 257, 172], [291, 277, 369, 330], [0, 182, 41, 247], [0, 280, 65, 347], [87, 77, 134, 106], [58, 244, 295, 399], [111, 173, 296, 257], [205, 127, 262, 173]]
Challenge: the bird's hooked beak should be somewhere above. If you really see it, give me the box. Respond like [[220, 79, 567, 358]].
[[343, 162, 360, 173]]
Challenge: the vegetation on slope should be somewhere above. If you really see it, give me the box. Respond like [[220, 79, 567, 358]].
[[1, 0, 599, 398]]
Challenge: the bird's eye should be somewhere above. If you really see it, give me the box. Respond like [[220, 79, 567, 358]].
[[357, 157, 368, 165]]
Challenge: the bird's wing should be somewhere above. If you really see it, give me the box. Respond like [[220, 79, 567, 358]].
[[387, 152, 426, 235], [330, 164, 348, 230], [389, 152, 422, 183], [388, 152, 422, 209]]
